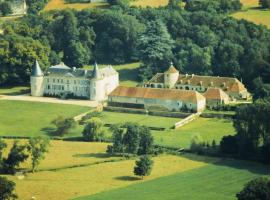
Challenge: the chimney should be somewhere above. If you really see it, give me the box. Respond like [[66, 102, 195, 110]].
[[72, 67, 76, 72], [191, 74, 194, 78], [185, 74, 188, 78]]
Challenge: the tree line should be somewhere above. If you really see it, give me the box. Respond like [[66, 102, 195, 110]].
[[0, 0, 269, 99]]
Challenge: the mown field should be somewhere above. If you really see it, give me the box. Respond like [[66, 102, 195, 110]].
[[232, 0, 270, 28], [44, 0, 168, 11], [0, 100, 89, 137], [76, 158, 270, 200], [3, 140, 213, 200]]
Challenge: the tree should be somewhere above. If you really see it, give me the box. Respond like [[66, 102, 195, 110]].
[[138, 127, 154, 155], [138, 20, 174, 80], [190, 134, 204, 154], [220, 135, 238, 155], [237, 177, 270, 200], [123, 123, 141, 154], [134, 155, 154, 179], [27, 137, 50, 172], [52, 116, 76, 136], [110, 125, 125, 154], [259, 0, 270, 8], [26, 0, 49, 14], [2, 141, 28, 174], [0, 177, 17, 200], [82, 117, 104, 141], [0, 1, 12, 16]]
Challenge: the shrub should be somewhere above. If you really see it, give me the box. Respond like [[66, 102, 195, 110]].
[[0, 176, 17, 200], [190, 134, 204, 154]]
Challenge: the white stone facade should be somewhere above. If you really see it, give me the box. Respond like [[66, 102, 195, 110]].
[[31, 61, 119, 101]]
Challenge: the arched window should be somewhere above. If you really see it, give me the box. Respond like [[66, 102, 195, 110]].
[[185, 86, 189, 90]]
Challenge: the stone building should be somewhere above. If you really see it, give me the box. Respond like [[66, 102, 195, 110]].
[[30, 61, 119, 101], [203, 88, 230, 107], [108, 86, 206, 112], [0, 0, 27, 15], [144, 63, 250, 101]]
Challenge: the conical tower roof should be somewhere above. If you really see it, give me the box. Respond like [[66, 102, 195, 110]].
[[93, 62, 101, 79], [31, 60, 43, 76], [165, 62, 178, 74]]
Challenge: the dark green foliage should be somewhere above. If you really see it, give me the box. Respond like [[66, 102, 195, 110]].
[[108, 123, 154, 156], [138, 127, 154, 155], [259, 0, 270, 8], [80, 111, 103, 125], [26, 0, 48, 14], [233, 100, 270, 160], [2, 141, 28, 174], [220, 135, 238, 155], [237, 177, 270, 200], [0, 1, 12, 16], [134, 155, 153, 179], [184, 0, 242, 13], [27, 137, 50, 172], [82, 117, 104, 141], [52, 116, 76, 136], [0, 176, 17, 200], [261, 143, 270, 164]]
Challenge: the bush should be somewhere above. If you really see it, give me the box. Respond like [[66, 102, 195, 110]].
[[190, 134, 204, 154], [0, 2, 12, 16], [82, 117, 105, 142], [261, 144, 270, 164], [220, 135, 238, 155], [237, 177, 270, 200], [0, 176, 17, 200]]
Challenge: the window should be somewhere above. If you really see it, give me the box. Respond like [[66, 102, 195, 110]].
[[53, 79, 55, 83], [74, 80, 76, 84], [47, 85, 50, 89], [61, 79, 63, 83], [62, 86, 64, 90], [57, 79, 59, 83]]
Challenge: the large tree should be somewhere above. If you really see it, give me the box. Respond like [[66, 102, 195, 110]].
[[259, 0, 270, 8], [134, 155, 154, 179], [82, 117, 104, 142], [0, 177, 17, 200]]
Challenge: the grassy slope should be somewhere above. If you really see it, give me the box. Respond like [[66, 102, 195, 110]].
[[232, 0, 270, 28], [101, 111, 181, 128], [44, 0, 168, 11], [0, 86, 30, 95], [0, 100, 89, 137], [151, 117, 235, 148], [75, 158, 270, 200], [4, 151, 212, 200]]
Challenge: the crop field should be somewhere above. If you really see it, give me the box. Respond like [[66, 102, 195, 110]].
[[0, 100, 89, 137], [76, 158, 270, 200], [152, 117, 235, 148], [3, 142, 213, 200], [232, 0, 270, 28], [101, 111, 181, 129], [131, 0, 169, 7]]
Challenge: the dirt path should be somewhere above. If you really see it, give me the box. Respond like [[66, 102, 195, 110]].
[[0, 94, 98, 107]]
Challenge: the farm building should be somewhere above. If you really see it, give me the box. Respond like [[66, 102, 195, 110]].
[[144, 63, 250, 101], [203, 88, 230, 107], [108, 86, 206, 112]]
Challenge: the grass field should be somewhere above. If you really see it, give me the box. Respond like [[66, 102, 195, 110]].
[[0, 100, 89, 137], [4, 146, 213, 200], [101, 111, 181, 129], [76, 158, 270, 200], [152, 117, 235, 148], [0, 86, 30, 95], [232, 0, 270, 28], [44, 0, 168, 11]]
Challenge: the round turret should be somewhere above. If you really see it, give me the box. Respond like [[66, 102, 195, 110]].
[[164, 62, 179, 89], [31, 60, 44, 97]]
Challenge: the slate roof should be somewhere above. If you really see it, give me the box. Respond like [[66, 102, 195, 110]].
[[31, 60, 43, 76], [109, 86, 205, 103], [46, 62, 117, 79]]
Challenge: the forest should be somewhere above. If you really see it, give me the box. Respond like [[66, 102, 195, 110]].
[[0, 0, 269, 99]]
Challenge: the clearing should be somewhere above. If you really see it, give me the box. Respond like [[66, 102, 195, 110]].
[[76, 157, 270, 200], [232, 0, 270, 28]]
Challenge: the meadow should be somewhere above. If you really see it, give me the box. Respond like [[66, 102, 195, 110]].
[[44, 0, 168, 11], [0, 86, 30, 95], [3, 140, 214, 200], [76, 158, 270, 200], [0, 100, 89, 137], [232, 0, 270, 28]]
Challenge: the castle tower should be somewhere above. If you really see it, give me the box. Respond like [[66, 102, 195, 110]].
[[164, 62, 179, 89], [90, 62, 105, 101], [30, 60, 44, 97]]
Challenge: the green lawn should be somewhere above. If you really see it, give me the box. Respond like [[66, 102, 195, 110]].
[[84, 62, 140, 87], [152, 117, 235, 148], [0, 100, 89, 137], [101, 111, 181, 129], [0, 86, 30, 95], [75, 158, 270, 200]]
